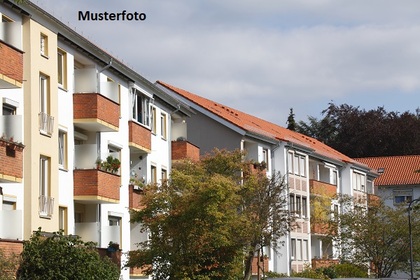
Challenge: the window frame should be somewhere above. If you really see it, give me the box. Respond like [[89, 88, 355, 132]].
[[40, 33, 48, 57], [58, 130, 67, 170], [160, 112, 167, 140], [57, 49, 67, 88]]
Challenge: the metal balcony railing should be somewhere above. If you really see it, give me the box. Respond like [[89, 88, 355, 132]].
[[38, 195, 54, 218], [38, 112, 54, 136]]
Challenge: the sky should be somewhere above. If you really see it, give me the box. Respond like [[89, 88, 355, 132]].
[[34, 0, 420, 125]]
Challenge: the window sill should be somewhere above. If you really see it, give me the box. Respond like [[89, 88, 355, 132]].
[[41, 54, 49, 59]]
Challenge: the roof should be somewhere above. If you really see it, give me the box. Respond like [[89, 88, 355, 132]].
[[157, 81, 366, 167], [356, 155, 420, 186]]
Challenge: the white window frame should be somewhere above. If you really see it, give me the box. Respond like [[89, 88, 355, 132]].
[[161, 112, 167, 140], [40, 33, 48, 57], [58, 130, 67, 169], [132, 88, 151, 127]]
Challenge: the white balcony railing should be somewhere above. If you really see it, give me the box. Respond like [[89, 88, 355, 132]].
[[38, 112, 54, 136], [0, 210, 23, 239], [38, 195, 54, 218]]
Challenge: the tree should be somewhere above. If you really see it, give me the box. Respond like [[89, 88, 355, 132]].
[[327, 197, 420, 278], [18, 229, 120, 280], [286, 108, 297, 131], [128, 149, 292, 280], [297, 102, 420, 157]]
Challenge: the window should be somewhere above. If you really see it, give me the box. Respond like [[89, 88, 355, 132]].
[[296, 239, 302, 260], [161, 113, 167, 139], [302, 240, 309, 261], [2, 104, 16, 115], [262, 148, 269, 170], [151, 107, 157, 134], [39, 156, 54, 218], [288, 152, 293, 174], [290, 194, 307, 218], [132, 89, 151, 126], [40, 74, 49, 114], [57, 49, 67, 88], [291, 239, 296, 260], [288, 151, 306, 177], [393, 189, 413, 205], [151, 165, 157, 184], [59, 206, 68, 234], [58, 130, 67, 169], [302, 196, 307, 218], [290, 195, 295, 213], [40, 33, 48, 56], [352, 172, 366, 192], [161, 169, 167, 182], [39, 74, 54, 136]]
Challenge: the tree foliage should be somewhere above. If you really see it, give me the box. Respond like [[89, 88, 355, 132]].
[[128, 149, 292, 280], [18, 229, 120, 280], [327, 196, 420, 278], [297, 103, 420, 157]]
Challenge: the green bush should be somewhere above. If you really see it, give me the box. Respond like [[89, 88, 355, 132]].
[[18, 229, 120, 280], [333, 263, 368, 278]]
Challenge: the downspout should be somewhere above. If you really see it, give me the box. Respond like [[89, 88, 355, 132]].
[[285, 143, 292, 276]]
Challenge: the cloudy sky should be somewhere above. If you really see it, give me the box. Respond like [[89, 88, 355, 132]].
[[36, 0, 420, 125]]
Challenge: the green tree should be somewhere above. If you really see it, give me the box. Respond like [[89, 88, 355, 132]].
[[327, 196, 420, 278], [297, 103, 420, 157], [18, 229, 120, 280], [286, 108, 297, 131], [128, 149, 292, 280]]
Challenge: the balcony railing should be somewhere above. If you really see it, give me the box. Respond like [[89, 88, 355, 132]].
[[171, 140, 200, 162], [38, 112, 54, 136], [309, 179, 337, 198], [74, 169, 120, 203], [75, 222, 120, 247], [0, 210, 23, 239], [0, 21, 22, 49], [38, 195, 54, 218], [73, 93, 119, 132], [128, 120, 151, 153]]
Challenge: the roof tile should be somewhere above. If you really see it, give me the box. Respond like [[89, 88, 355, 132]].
[[157, 81, 361, 165], [356, 155, 420, 186]]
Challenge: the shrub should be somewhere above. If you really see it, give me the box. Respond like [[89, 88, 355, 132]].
[[18, 229, 120, 280]]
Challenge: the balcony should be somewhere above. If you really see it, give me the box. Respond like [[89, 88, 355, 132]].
[[0, 21, 23, 89], [73, 93, 119, 132], [311, 258, 339, 269], [74, 169, 120, 203], [309, 179, 337, 198], [311, 221, 331, 235], [171, 140, 200, 161], [73, 68, 120, 132], [0, 210, 22, 239], [0, 138, 24, 183], [75, 222, 120, 247], [128, 120, 151, 153], [368, 193, 380, 207], [0, 41, 23, 89], [129, 184, 143, 210]]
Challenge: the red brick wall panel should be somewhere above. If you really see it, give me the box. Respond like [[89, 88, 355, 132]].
[[171, 141, 200, 162], [309, 179, 337, 197], [74, 169, 120, 201], [128, 185, 144, 210], [128, 121, 151, 151], [0, 141, 23, 180], [0, 42, 23, 83], [73, 93, 120, 128]]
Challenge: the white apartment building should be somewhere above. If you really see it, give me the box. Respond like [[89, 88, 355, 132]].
[[0, 1, 192, 279], [157, 81, 378, 276]]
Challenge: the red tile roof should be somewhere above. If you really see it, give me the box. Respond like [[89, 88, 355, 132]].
[[356, 155, 420, 186], [157, 81, 364, 166]]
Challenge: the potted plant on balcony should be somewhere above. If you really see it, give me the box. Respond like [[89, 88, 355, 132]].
[[96, 156, 121, 174], [129, 177, 145, 191]]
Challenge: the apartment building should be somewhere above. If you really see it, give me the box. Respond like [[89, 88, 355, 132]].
[[0, 1, 192, 279], [156, 81, 378, 276], [356, 155, 420, 208]]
